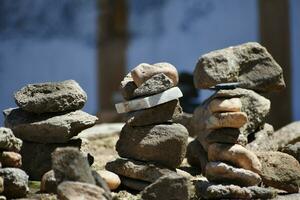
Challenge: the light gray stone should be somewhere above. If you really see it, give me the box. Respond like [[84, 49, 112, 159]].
[[4, 108, 97, 143], [206, 162, 261, 186], [52, 147, 95, 185], [141, 174, 192, 200], [0, 127, 22, 152], [280, 142, 300, 162], [14, 80, 87, 113], [272, 121, 300, 150], [115, 87, 183, 113], [0, 168, 29, 198], [256, 151, 300, 193], [116, 123, 188, 168], [193, 42, 285, 92]]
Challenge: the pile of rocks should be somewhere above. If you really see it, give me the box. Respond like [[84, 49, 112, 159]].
[[106, 63, 190, 194], [188, 42, 300, 198], [0, 127, 29, 199], [3, 80, 98, 180]]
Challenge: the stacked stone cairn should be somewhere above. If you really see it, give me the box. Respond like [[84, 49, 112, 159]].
[[0, 127, 28, 199], [106, 63, 192, 199], [188, 42, 300, 199], [3, 80, 98, 180]]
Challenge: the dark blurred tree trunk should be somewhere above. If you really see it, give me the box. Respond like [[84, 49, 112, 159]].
[[97, 0, 128, 122], [259, 0, 292, 130]]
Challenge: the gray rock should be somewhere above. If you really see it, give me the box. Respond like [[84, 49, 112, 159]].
[[57, 181, 107, 200], [141, 174, 192, 200], [272, 121, 300, 150], [206, 128, 241, 145], [172, 112, 194, 137], [280, 142, 300, 162], [256, 151, 300, 193], [40, 170, 57, 194], [274, 193, 300, 200], [0, 127, 22, 152], [193, 42, 285, 92], [4, 108, 97, 143], [206, 162, 261, 186], [120, 73, 138, 100], [120, 176, 149, 191], [14, 80, 87, 113], [52, 147, 95, 185], [195, 180, 277, 199], [125, 100, 182, 127], [21, 139, 81, 180], [133, 73, 174, 98], [105, 158, 177, 183], [0, 168, 29, 198], [246, 123, 276, 151], [116, 123, 188, 168], [186, 139, 208, 175]]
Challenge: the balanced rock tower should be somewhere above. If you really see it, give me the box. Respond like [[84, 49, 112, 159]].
[[3, 80, 98, 180], [188, 42, 299, 199], [106, 63, 189, 191]]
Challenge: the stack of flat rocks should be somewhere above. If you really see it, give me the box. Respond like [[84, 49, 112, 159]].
[[3, 80, 98, 180], [106, 63, 190, 191], [188, 42, 300, 199], [0, 127, 28, 199]]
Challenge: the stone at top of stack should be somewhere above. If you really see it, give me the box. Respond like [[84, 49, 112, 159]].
[[106, 62, 189, 191], [3, 80, 98, 180], [188, 42, 299, 198]]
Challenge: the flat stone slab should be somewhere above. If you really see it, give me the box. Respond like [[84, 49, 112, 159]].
[[193, 42, 285, 92], [14, 80, 87, 114], [4, 108, 98, 143], [115, 87, 183, 113]]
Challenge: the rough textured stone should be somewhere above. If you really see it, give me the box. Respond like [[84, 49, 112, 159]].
[[208, 143, 262, 174], [206, 128, 242, 145], [133, 73, 174, 98], [206, 162, 261, 186], [125, 100, 182, 126], [172, 112, 194, 137], [97, 170, 121, 190], [115, 87, 183, 114], [274, 193, 300, 200], [120, 73, 138, 100], [211, 88, 271, 135], [206, 111, 248, 129], [0, 151, 22, 168], [4, 108, 97, 143], [52, 147, 95, 185], [256, 151, 300, 193], [131, 62, 178, 87], [120, 176, 149, 191], [57, 181, 107, 200], [0, 168, 29, 198], [208, 98, 242, 113], [186, 139, 208, 174], [40, 170, 57, 194], [280, 142, 300, 162], [272, 121, 300, 150], [193, 42, 285, 92], [116, 123, 188, 168], [246, 123, 275, 151], [0, 127, 22, 152], [14, 80, 87, 113], [195, 180, 277, 199], [21, 139, 81, 180], [141, 174, 192, 200], [105, 158, 177, 183]]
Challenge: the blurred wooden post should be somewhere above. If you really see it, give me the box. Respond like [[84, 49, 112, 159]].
[[97, 0, 128, 122], [259, 0, 292, 129]]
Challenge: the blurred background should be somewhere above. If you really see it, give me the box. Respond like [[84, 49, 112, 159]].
[[0, 0, 299, 130]]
